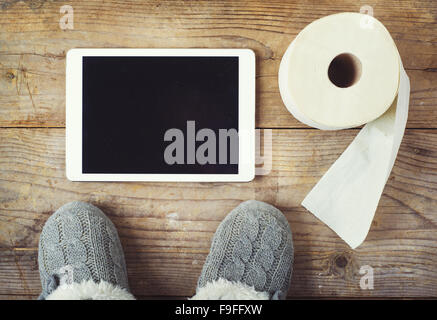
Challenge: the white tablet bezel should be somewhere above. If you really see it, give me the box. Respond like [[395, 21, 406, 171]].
[[66, 48, 255, 182]]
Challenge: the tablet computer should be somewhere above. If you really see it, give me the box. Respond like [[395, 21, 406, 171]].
[[66, 49, 255, 182]]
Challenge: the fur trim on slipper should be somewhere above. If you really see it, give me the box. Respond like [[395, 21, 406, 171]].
[[46, 279, 135, 300], [191, 278, 269, 300]]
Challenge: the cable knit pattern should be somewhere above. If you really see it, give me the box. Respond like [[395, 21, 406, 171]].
[[197, 200, 294, 300], [38, 201, 130, 299]]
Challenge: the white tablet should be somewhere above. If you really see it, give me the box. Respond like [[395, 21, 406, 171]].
[[66, 49, 255, 182]]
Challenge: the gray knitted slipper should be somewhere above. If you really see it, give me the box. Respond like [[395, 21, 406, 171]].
[[38, 201, 134, 300], [193, 200, 294, 300]]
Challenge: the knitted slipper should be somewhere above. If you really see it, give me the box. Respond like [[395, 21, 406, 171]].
[[193, 200, 294, 300], [38, 201, 134, 300]]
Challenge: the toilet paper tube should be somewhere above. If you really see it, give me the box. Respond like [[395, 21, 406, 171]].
[[278, 13, 410, 249]]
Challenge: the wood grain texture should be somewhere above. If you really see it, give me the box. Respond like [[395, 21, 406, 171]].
[[0, 0, 436, 128], [0, 129, 436, 298], [0, 0, 436, 299]]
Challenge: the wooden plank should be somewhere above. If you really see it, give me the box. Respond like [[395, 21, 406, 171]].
[[1, 241, 436, 298], [0, 0, 436, 128], [0, 128, 436, 297]]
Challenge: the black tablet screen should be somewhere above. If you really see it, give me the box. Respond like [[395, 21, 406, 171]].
[[82, 56, 239, 174]]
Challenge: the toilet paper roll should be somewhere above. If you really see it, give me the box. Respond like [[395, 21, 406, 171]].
[[278, 13, 410, 249]]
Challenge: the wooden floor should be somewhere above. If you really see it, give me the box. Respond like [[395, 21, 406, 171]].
[[0, 0, 436, 299]]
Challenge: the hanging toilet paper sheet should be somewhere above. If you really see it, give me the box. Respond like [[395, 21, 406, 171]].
[[278, 13, 410, 249]]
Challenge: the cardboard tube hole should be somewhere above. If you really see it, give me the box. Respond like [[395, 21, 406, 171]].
[[328, 53, 362, 88]]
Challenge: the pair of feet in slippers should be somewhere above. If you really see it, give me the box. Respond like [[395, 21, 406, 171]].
[[38, 200, 294, 300]]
